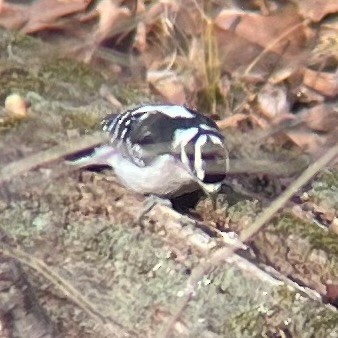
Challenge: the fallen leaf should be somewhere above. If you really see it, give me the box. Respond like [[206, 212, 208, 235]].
[[303, 68, 338, 97], [294, 0, 338, 22], [216, 114, 248, 129], [214, 5, 306, 58], [0, 1, 28, 30], [249, 113, 270, 129], [294, 85, 325, 105], [23, 0, 91, 33], [256, 83, 290, 120], [133, 21, 147, 52], [269, 65, 299, 84], [94, 0, 131, 44], [330, 218, 338, 235], [283, 104, 338, 157], [285, 128, 326, 154], [147, 70, 186, 105], [132, 0, 147, 52], [301, 104, 338, 132], [145, 0, 180, 25]]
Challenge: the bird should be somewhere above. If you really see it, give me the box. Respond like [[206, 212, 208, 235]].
[[70, 104, 229, 210]]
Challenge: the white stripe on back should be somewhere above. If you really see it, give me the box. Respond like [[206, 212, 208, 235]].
[[132, 105, 195, 118]]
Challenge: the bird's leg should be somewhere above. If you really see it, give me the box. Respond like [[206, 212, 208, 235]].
[[135, 195, 172, 226], [210, 193, 218, 211]]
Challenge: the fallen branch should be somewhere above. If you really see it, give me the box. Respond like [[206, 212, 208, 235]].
[[0, 132, 308, 188], [159, 143, 338, 337]]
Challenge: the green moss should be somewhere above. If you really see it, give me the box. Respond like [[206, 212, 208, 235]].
[[0, 67, 44, 101], [0, 116, 28, 133], [275, 213, 338, 257], [109, 85, 151, 107], [307, 169, 338, 211], [10, 30, 42, 50], [316, 169, 338, 187], [61, 110, 100, 131], [275, 284, 297, 305], [227, 200, 261, 230], [39, 58, 105, 92], [312, 308, 338, 333], [230, 308, 266, 338], [228, 197, 338, 258]]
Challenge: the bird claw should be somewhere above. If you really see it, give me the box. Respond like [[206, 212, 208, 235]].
[[135, 195, 172, 226]]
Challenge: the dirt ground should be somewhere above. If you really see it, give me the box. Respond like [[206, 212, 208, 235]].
[[0, 29, 338, 338]]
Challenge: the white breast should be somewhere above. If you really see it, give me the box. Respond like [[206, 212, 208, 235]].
[[108, 152, 199, 197]]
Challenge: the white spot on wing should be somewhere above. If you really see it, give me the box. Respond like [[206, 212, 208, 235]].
[[120, 127, 128, 139], [209, 135, 223, 145], [194, 135, 208, 180], [200, 124, 216, 131]]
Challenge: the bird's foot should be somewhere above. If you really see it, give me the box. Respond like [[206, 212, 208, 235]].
[[135, 195, 172, 226]]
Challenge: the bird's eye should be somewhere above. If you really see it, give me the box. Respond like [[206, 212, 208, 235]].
[[138, 133, 153, 145]]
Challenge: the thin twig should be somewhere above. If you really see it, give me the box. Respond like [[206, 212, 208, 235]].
[[159, 144, 338, 337], [0, 241, 132, 337], [0, 133, 105, 186], [244, 19, 310, 76]]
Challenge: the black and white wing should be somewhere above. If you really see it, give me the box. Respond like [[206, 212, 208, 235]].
[[102, 105, 229, 187]]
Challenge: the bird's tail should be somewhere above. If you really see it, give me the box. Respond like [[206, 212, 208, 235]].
[[65, 145, 117, 169]]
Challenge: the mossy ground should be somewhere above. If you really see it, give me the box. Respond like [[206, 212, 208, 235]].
[[0, 28, 337, 337]]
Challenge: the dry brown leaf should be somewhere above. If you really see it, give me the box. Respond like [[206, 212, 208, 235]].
[[295, 85, 325, 105], [0, 1, 28, 30], [0, 0, 91, 33], [330, 218, 338, 236], [283, 104, 338, 155], [133, 21, 147, 52], [145, 0, 180, 25], [23, 0, 91, 33], [175, 1, 202, 36], [249, 113, 270, 129], [147, 70, 186, 105], [214, 5, 306, 58], [269, 65, 299, 84], [294, 0, 338, 22], [303, 68, 338, 98], [301, 104, 338, 132], [132, 0, 147, 52], [216, 114, 248, 129], [256, 84, 290, 120], [95, 0, 131, 44], [285, 129, 326, 154]]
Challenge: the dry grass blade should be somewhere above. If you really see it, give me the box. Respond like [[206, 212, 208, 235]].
[[159, 143, 338, 338], [0, 133, 105, 186], [0, 241, 133, 337], [244, 19, 310, 76]]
